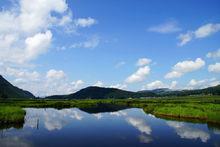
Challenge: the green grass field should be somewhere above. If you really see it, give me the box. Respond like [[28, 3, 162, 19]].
[[0, 106, 25, 123]]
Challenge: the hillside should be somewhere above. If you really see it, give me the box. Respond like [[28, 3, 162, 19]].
[[46, 86, 156, 99], [0, 75, 35, 99], [137, 85, 220, 96]]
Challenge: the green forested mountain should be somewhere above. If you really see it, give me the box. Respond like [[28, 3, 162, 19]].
[[0, 75, 35, 99], [46, 86, 156, 99]]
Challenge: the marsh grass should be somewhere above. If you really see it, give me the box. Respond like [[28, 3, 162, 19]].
[[0, 106, 25, 123]]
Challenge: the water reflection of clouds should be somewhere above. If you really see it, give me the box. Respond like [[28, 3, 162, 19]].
[[93, 113, 103, 119], [126, 117, 152, 135], [110, 110, 127, 117], [167, 121, 210, 142], [138, 134, 153, 143], [25, 108, 85, 131], [88, 108, 153, 144], [0, 136, 32, 147]]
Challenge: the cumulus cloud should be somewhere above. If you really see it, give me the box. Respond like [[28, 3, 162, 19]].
[[71, 80, 84, 89], [24, 31, 52, 62], [143, 80, 165, 90], [207, 49, 220, 58], [165, 58, 205, 79], [0, 0, 72, 64], [93, 81, 104, 87], [178, 23, 220, 46], [0, 67, 85, 96], [0, 66, 40, 82], [178, 31, 194, 46], [126, 66, 150, 83], [110, 84, 127, 89], [136, 58, 151, 67], [142, 80, 178, 90], [148, 21, 181, 34], [194, 23, 220, 38], [46, 69, 66, 80], [74, 17, 97, 27], [186, 78, 220, 89], [208, 63, 220, 73]]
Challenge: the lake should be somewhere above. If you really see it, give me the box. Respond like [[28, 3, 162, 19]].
[[0, 108, 220, 147]]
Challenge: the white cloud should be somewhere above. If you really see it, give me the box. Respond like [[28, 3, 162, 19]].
[[178, 31, 193, 46], [186, 78, 219, 89], [0, 0, 99, 96], [93, 81, 104, 87], [148, 21, 181, 34], [208, 63, 220, 73], [143, 80, 165, 90], [207, 48, 220, 58], [195, 23, 220, 38], [71, 80, 84, 90], [178, 23, 220, 46], [71, 35, 100, 49], [74, 17, 97, 27], [0, 0, 72, 64], [170, 81, 178, 89], [110, 84, 127, 89], [46, 69, 66, 80], [0, 66, 40, 82], [126, 66, 150, 83], [136, 58, 151, 67], [165, 58, 205, 79], [24, 30, 52, 62], [142, 80, 178, 90], [0, 67, 76, 96]]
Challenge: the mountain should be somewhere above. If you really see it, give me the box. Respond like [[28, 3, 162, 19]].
[[46, 85, 220, 99], [46, 86, 156, 99], [149, 85, 220, 96], [0, 75, 35, 99]]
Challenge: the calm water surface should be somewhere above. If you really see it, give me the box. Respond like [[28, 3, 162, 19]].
[[0, 108, 220, 147]]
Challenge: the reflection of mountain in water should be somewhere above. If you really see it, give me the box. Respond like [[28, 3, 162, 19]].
[[79, 103, 128, 113]]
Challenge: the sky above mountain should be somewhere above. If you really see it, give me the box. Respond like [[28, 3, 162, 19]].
[[0, 0, 220, 96]]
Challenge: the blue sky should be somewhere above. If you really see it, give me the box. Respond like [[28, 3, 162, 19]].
[[0, 0, 220, 96]]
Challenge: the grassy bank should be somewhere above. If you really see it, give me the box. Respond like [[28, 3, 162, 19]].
[[0, 95, 220, 126], [0, 106, 25, 124]]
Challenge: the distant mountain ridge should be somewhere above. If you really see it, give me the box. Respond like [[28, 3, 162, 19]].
[[0, 75, 220, 99], [0, 75, 35, 99], [46, 85, 220, 99], [46, 86, 156, 99]]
